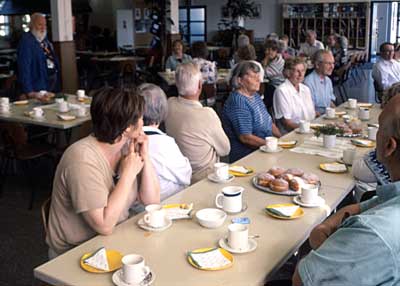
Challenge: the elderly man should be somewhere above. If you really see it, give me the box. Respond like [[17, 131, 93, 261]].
[[138, 83, 192, 200], [372, 42, 400, 91], [304, 50, 336, 115], [299, 30, 324, 58], [292, 94, 400, 285], [165, 62, 230, 183], [326, 33, 348, 69], [17, 13, 60, 101]]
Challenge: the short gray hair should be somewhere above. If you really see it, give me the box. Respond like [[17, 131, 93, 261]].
[[175, 62, 202, 96], [29, 13, 45, 29], [312, 50, 332, 64], [230, 61, 261, 89], [306, 30, 317, 38], [137, 83, 168, 126], [238, 34, 250, 48]]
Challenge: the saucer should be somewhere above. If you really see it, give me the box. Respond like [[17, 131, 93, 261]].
[[322, 115, 337, 120], [294, 128, 313, 134], [293, 195, 325, 208], [223, 202, 248, 215], [207, 173, 234, 183], [218, 237, 257, 254], [112, 269, 155, 286], [137, 217, 172, 232], [259, 145, 283, 153]]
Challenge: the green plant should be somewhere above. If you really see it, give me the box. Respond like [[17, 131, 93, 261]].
[[221, 0, 259, 20], [314, 124, 344, 137]]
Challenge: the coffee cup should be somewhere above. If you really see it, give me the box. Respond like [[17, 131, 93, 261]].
[[121, 254, 150, 285], [348, 98, 357, 109], [368, 126, 378, 141], [299, 120, 310, 133], [265, 136, 278, 152], [77, 89, 85, 99], [342, 148, 356, 165], [33, 107, 44, 117], [358, 108, 370, 121], [75, 106, 87, 117], [215, 186, 243, 213], [227, 223, 249, 251], [301, 183, 319, 204], [0, 97, 9, 105], [325, 107, 335, 118], [143, 204, 166, 228], [214, 162, 229, 180], [59, 101, 69, 113]]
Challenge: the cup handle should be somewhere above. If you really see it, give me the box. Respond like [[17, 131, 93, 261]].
[[215, 194, 223, 208], [142, 266, 150, 277], [144, 214, 150, 224]]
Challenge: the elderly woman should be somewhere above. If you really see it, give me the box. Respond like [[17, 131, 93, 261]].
[[273, 57, 316, 134], [222, 61, 281, 162], [191, 41, 218, 84], [165, 39, 192, 71], [138, 83, 192, 200], [46, 87, 160, 257]]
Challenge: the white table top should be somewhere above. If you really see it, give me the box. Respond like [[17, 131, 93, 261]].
[[0, 95, 91, 130], [33, 103, 380, 285]]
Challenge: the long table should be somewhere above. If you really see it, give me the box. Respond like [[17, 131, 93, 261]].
[[33, 103, 380, 286]]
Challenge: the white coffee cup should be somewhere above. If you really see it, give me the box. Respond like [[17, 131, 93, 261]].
[[33, 107, 44, 117], [0, 97, 9, 105], [215, 186, 243, 213], [75, 106, 87, 117], [121, 254, 150, 285], [301, 183, 319, 204], [227, 223, 249, 251], [325, 107, 335, 119], [214, 162, 229, 180], [342, 148, 356, 165], [299, 120, 310, 133], [0, 104, 10, 113], [59, 101, 69, 113], [348, 98, 357, 109], [144, 204, 166, 228], [358, 108, 370, 121], [368, 126, 378, 141], [265, 136, 278, 152], [77, 89, 85, 98], [39, 90, 47, 97]]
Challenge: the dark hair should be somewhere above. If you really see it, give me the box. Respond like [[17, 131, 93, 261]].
[[191, 41, 209, 59], [172, 39, 183, 48], [264, 39, 279, 51], [90, 87, 144, 144], [380, 42, 394, 53], [236, 44, 256, 61]]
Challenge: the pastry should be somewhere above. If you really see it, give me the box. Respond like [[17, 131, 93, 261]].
[[302, 173, 320, 185], [268, 166, 286, 177], [257, 172, 275, 187], [269, 178, 289, 192], [286, 168, 304, 177], [280, 173, 294, 182], [289, 177, 305, 192]]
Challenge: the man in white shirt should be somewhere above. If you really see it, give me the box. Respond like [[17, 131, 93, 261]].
[[372, 42, 400, 91], [273, 57, 316, 134], [299, 30, 324, 58], [304, 50, 336, 116]]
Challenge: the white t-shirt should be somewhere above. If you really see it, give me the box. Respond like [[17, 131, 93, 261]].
[[299, 40, 324, 58], [273, 79, 316, 133], [372, 58, 400, 90]]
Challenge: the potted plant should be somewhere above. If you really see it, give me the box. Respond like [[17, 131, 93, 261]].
[[314, 124, 344, 148]]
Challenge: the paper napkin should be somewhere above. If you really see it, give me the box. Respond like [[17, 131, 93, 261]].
[[188, 248, 231, 269], [229, 165, 251, 174], [266, 205, 299, 218], [83, 247, 109, 271]]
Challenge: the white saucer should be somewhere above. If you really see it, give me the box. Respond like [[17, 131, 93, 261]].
[[259, 145, 283, 153], [137, 217, 172, 232], [222, 202, 248, 215], [218, 237, 257, 254], [207, 173, 234, 183], [294, 128, 313, 134], [112, 269, 155, 286], [293, 195, 325, 208]]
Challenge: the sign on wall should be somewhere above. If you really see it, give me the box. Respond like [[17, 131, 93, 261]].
[[116, 9, 134, 48]]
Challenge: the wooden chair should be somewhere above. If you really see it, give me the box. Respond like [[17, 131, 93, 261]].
[[200, 83, 217, 107], [41, 197, 51, 236]]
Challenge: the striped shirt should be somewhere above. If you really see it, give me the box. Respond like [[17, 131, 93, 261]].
[[222, 91, 273, 162], [263, 54, 285, 87]]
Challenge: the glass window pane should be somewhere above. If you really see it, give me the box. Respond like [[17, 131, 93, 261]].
[[23, 14, 30, 23], [190, 8, 204, 21], [179, 9, 187, 21], [0, 16, 4, 24], [190, 36, 204, 43], [190, 22, 204, 34], [179, 22, 188, 34]]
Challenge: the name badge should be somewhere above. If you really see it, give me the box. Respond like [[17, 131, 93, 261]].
[[47, 58, 55, 69]]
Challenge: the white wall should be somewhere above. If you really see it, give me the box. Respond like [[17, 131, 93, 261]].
[[189, 0, 281, 42]]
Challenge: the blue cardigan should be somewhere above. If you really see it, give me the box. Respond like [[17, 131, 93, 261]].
[[17, 32, 60, 93]]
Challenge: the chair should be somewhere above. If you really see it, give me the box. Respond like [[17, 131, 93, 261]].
[[200, 83, 217, 107], [0, 123, 56, 209], [333, 61, 351, 104], [41, 197, 51, 236]]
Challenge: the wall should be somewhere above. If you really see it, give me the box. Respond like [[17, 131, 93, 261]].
[[189, 0, 281, 42], [88, 0, 132, 31]]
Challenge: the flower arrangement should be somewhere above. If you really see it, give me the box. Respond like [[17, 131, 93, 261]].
[[314, 124, 344, 137]]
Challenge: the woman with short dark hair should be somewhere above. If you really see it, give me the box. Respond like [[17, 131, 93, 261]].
[[47, 87, 160, 258], [165, 39, 192, 71]]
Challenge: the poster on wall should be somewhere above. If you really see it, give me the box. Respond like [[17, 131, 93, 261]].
[[135, 8, 141, 20], [116, 9, 134, 48]]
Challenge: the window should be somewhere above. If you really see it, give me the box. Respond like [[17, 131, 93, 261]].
[[179, 6, 206, 45], [22, 14, 31, 32], [0, 15, 10, 37]]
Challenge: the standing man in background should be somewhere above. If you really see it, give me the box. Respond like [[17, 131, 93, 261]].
[[17, 13, 60, 101]]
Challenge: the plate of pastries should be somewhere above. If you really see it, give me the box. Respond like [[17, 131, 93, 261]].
[[252, 166, 320, 196]]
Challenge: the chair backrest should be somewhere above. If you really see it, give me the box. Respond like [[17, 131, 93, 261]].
[[201, 83, 217, 106], [41, 197, 51, 236]]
